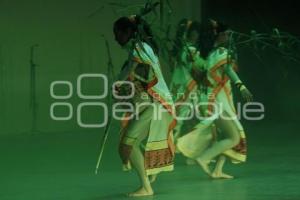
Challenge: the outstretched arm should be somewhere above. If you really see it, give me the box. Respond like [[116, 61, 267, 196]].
[[224, 64, 253, 102]]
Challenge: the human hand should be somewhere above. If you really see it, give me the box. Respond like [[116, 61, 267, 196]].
[[240, 85, 253, 102]]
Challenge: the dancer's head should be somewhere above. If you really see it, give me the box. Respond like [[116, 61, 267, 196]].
[[211, 19, 230, 45], [199, 19, 229, 58], [173, 19, 201, 57], [175, 19, 201, 44], [113, 16, 137, 46], [113, 16, 158, 53], [186, 20, 201, 44]]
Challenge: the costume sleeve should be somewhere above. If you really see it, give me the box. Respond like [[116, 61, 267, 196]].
[[217, 47, 241, 84], [224, 63, 242, 84], [130, 43, 157, 84]]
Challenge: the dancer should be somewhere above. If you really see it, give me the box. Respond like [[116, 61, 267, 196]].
[[177, 19, 253, 179], [169, 19, 205, 139], [113, 16, 176, 196]]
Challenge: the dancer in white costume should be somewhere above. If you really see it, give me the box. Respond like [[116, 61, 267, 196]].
[[114, 16, 176, 196], [169, 19, 205, 139], [177, 19, 253, 179]]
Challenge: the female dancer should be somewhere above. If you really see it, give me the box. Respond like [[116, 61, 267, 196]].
[[177, 19, 253, 178], [169, 19, 205, 139], [113, 16, 176, 196]]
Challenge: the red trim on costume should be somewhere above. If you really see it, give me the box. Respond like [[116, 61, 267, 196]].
[[210, 59, 227, 83], [145, 149, 173, 169], [147, 89, 174, 115], [207, 58, 229, 114], [146, 77, 158, 89], [233, 138, 247, 155], [147, 88, 177, 156], [175, 79, 197, 108], [132, 57, 151, 65], [121, 112, 132, 129], [207, 57, 239, 114]]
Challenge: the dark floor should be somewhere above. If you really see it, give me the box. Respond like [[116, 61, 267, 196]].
[[0, 121, 300, 200]]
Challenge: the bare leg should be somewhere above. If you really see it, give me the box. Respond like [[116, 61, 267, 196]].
[[196, 113, 240, 176], [195, 158, 212, 176], [149, 174, 157, 183], [125, 106, 155, 197], [211, 155, 234, 179], [128, 131, 153, 197]]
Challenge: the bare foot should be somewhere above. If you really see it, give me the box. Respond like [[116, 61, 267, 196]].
[[149, 174, 157, 183], [127, 187, 154, 197], [211, 171, 234, 179], [196, 158, 212, 176], [185, 158, 197, 165]]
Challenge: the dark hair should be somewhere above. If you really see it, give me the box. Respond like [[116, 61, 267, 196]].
[[199, 19, 229, 58], [113, 17, 137, 35], [187, 21, 201, 40], [172, 19, 201, 58], [113, 16, 159, 54]]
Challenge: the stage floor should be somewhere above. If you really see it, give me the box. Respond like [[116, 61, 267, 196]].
[[0, 122, 299, 200]]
